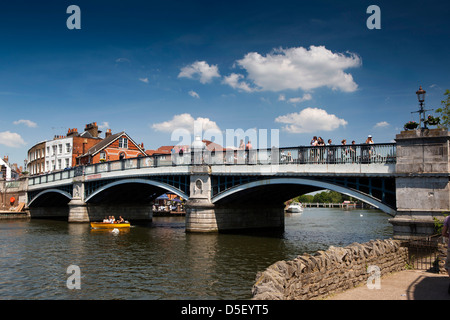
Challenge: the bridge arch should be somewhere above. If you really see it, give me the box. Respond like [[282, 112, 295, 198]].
[[28, 189, 73, 207], [85, 178, 189, 203], [211, 177, 396, 216]]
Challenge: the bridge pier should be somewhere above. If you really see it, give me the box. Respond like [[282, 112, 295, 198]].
[[391, 129, 450, 239], [68, 180, 89, 222], [185, 166, 284, 233]]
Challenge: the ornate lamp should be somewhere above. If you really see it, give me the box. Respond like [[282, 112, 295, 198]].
[[414, 85, 428, 129]]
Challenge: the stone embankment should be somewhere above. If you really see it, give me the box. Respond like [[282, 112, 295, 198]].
[[252, 239, 409, 300]]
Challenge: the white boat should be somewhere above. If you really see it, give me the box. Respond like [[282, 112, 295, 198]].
[[286, 202, 303, 213]]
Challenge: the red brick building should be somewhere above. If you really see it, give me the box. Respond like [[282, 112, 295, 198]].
[[77, 131, 146, 165]]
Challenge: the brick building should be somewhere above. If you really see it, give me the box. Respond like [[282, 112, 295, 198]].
[[77, 131, 146, 165]]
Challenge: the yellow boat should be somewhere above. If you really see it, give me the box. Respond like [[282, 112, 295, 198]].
[[90, 222, 131, 229]]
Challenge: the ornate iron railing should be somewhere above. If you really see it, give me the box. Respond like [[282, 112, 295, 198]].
[[28, 143, 396, 186]]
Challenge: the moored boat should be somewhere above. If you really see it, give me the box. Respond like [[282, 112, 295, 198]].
[[90, 222, 130, 229], [286, 202, 303, 213]]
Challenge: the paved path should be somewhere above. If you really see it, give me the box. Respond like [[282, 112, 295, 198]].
[[327, 270, 449, 300]]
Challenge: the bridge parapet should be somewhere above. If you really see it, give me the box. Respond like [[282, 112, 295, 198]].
[[27, 143, 396, 188]]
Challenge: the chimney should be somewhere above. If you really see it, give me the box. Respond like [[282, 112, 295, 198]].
[[105, 129, 112, 138], [84, 122, 99, 138], [3, 156, 8, 164], [67, 128, 78, 137]]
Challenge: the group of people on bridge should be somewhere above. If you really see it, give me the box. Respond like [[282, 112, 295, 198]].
[[307, 135, 375, 164]]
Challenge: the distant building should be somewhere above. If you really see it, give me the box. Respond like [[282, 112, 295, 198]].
[[27, 122, 103, 174], [77, 131, 146, 165], [27, 141, 46, 175], [0, 156, 21, 180]]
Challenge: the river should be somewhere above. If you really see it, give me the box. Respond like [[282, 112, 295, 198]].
[[0, 207, 393, 300]]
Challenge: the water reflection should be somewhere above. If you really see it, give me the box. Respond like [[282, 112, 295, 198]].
[[0, 208, 393, 299]]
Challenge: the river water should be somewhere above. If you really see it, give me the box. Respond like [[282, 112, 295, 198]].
[[0, 208, 393, 300]]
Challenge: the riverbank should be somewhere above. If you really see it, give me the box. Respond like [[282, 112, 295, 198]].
[[0, 210, 30, 219]]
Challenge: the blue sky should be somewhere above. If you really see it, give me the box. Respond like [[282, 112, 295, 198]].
[[0, 0, 449, 165]]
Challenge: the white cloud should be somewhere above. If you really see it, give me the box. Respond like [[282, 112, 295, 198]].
[[13, 119, 37, 128], [188, 90, 200, 98], [152, 113, 220, 134], [374, 121, 389, 128], [234, 45, 361, 92], [275, 107, 348, 133], [278, 94, 286, 101], [98, 122, 110, 129], [222, 73, 257, 92], [115, 57, 130, 63], [0, 131, 26, 147], [287, 93, 313, 105], [139, 77, 149, 83], [178, 61, 220, 84]]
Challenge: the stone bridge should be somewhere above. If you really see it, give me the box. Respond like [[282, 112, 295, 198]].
[[23, 129, 450, 239]]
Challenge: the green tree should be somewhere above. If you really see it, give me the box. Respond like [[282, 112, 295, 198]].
[[435, 89, 450, 129]]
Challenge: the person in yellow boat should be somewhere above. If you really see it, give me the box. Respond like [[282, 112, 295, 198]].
[[116, 216, 125, 223]]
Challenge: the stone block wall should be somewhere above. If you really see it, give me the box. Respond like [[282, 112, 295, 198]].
[[252, 239, 408, 300], [438, 241, 449, 274]]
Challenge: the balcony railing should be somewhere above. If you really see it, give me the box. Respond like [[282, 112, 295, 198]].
[[28, 143, 396, 186]]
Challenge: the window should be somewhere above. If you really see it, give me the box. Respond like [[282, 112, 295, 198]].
[[65, 158, 69, 168], [66, 143, 71, 153], [58, 159, 62, 169], [52, 145, 57, 155], [47, 146, 50, 156], [100, 151, 106, 160], [58, 144, 62, 154], [118, 137, 128, 149]]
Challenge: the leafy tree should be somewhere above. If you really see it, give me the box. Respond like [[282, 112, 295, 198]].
[[435, 89, 450, 129]]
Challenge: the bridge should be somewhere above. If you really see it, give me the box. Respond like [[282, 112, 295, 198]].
[[23, 129, 450, 239]]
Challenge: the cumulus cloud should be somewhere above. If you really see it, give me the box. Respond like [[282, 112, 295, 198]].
[[275, 107, 348, 133], [234, 45, 361, 92], [152, 113, 220, 134], [178, 61, 220, 84], [139, 77, 149, 83], [98, 122, 110, 129], [222, 73, 256, 92], [287, 93, 313, 105], [188, 90, 200, 98], [13, 119, 37, 128], [374, 121, 389, 128], [0, 131, 26, 147]]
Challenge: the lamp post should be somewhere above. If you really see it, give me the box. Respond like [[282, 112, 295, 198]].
[[416, 86, 426, 128], [414, 85, 432, 129]]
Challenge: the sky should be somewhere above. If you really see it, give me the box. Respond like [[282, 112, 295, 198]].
[[0, 0, 449, 165]]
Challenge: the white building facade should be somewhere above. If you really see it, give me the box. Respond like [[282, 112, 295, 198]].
[[45, 137, 73, 172]]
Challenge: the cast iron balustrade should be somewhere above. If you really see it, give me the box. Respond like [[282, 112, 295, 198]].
[[28, 143, 396, 186]]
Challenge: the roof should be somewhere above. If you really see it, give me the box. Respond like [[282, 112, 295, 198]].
[[145, 145, 174, 156], [78, 131, 145, 157]]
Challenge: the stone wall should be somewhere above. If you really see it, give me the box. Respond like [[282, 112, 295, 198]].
[[252, 239, 408, 300], [438, 241, 449, 274]]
